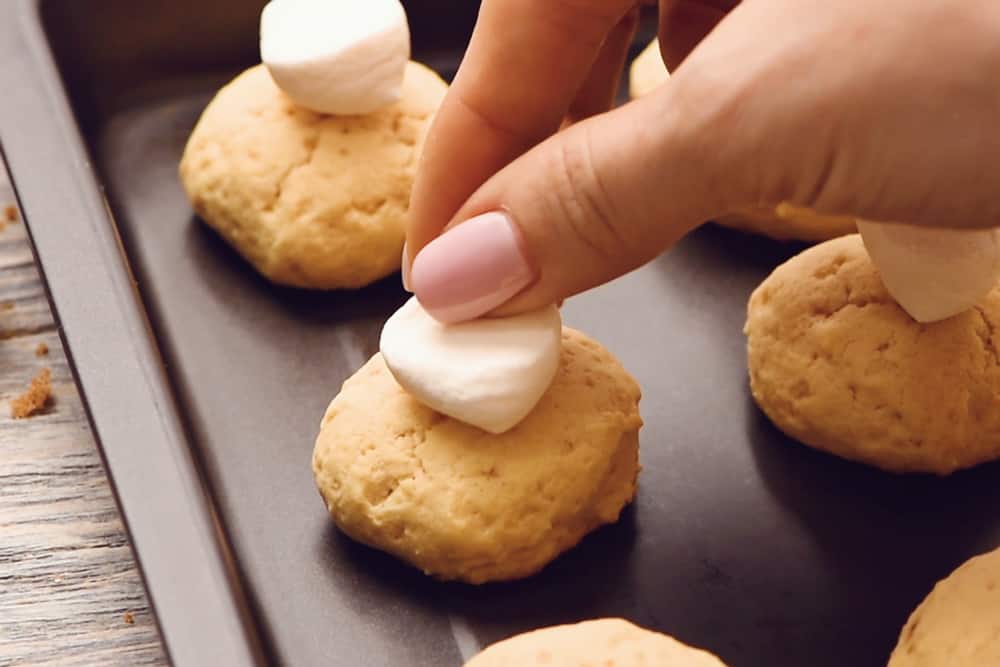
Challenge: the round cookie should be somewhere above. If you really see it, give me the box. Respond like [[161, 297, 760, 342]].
[[629, 39, 669, 99], [312, 327, 642, 584], [179, 61, 446, 289], [627, 46, 854, 242], [889, 546, 1000, 666], [745, 234, 1000, 474], [464, 618, 728, 667]]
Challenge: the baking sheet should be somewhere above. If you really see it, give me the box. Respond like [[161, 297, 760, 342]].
[[28, 1, 1000, 665]]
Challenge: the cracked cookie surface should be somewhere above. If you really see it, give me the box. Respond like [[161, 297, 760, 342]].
[[745, 234, 1000, 474], [312, 328, 643, 584], [889, 546, 1000, 667], [464, 618, 728, 667], [179, 61, 446, 289]]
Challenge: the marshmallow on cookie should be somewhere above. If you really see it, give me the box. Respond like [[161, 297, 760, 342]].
[[858, 220, 1000, 323], [380, 298, 562, 434], [260, 0, 410, 115]]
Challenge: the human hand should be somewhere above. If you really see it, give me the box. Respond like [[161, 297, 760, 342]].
[[405, 0, 1000, 323]]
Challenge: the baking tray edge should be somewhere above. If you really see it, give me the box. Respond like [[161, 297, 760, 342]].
[[0, 2, 266, 665]]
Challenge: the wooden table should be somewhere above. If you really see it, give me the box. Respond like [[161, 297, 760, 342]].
[[0, 171, 166, 664]]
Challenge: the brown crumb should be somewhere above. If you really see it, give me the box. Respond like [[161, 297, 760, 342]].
[[3, 205, 16, 223], [123, 611, 135, 625], [11, 368, 51, 418], [35, 342, 49, 357], [0, 301, 14, 311]]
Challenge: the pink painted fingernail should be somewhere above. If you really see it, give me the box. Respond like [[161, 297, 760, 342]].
[[410, 211, 536, 323], [401, 242, 413, 292]]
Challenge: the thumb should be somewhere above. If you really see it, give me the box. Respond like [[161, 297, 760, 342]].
[[408, 83, 750, 323]]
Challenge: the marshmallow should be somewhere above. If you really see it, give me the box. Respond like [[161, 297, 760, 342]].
[[380, 298, 562, 434], [858, 220, 1000, 323], [260, 0, 410, 115]]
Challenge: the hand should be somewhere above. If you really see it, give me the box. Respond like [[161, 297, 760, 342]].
[[405, 0, 1000, 323]]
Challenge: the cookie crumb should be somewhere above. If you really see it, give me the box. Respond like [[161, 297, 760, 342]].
[[123, 611, 135, 625], [35, 342, 49, 357], [0, 301, 14, 312], [3, 205, 17, 223], [11, 368, 52, 418]]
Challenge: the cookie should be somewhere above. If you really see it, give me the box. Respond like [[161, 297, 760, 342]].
[[628, 45, 854, 243], [179, 61, 446, 289], [716, 203, 856, 243], [464, 618, 728, 667], [889, 546, 1000, 666], [629, 39, 669, 99], [312, 327, 642, 584], [745, 234, 1000, 474]]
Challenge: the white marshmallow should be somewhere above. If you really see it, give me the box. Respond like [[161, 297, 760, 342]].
[[260, 0, 410, 115], [858, 220, 1000, 323], [379, 298, 562, 434]]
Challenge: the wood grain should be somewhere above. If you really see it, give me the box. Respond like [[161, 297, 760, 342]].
[[0, 175, 166, 665]]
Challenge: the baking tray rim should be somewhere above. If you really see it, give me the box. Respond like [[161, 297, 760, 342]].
[[0, 2, 266, 664]]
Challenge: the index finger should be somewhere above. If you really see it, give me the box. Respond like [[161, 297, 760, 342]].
[[406, 0, 638, 258]]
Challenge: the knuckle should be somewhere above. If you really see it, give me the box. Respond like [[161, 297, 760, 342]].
[[546, 129, 633, 265]]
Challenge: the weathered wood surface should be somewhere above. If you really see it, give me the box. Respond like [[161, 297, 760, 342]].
[[0, 174, 166, 665]]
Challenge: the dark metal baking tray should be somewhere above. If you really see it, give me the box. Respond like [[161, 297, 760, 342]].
[[2, 1, 998, 665]]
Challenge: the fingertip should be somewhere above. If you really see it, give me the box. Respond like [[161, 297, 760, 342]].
[[486, 290, 565, 319], [410, 211, 538, 323]]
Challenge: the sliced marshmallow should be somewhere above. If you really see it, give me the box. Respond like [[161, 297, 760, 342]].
[[858, 220, 1000, 323], [260, 0, 410, 115], [380, 297, 562, 434]]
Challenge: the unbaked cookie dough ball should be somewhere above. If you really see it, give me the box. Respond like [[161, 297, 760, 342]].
[[312, 328, 642, 584], [628, 43, 854, 243], [745, 234, 1000, 475], [179, 61, 447, 289], [464, 618, 728, 667], [889, 546, 1000, 666]]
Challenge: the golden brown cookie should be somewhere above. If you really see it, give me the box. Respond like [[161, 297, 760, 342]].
[[464, 618, 728, 667], [716, 203, 857, 243], [179, 61, 446, 289], [628, 45, 854, 243], [629, 39, 669, 99], [745, 234, 1000, 474], [312, 328, 642, 584], [889, 546, 1000, 666]]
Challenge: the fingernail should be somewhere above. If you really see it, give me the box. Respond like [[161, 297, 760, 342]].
[[401, 242, 413, 292], [410, 211, 536, 323]]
